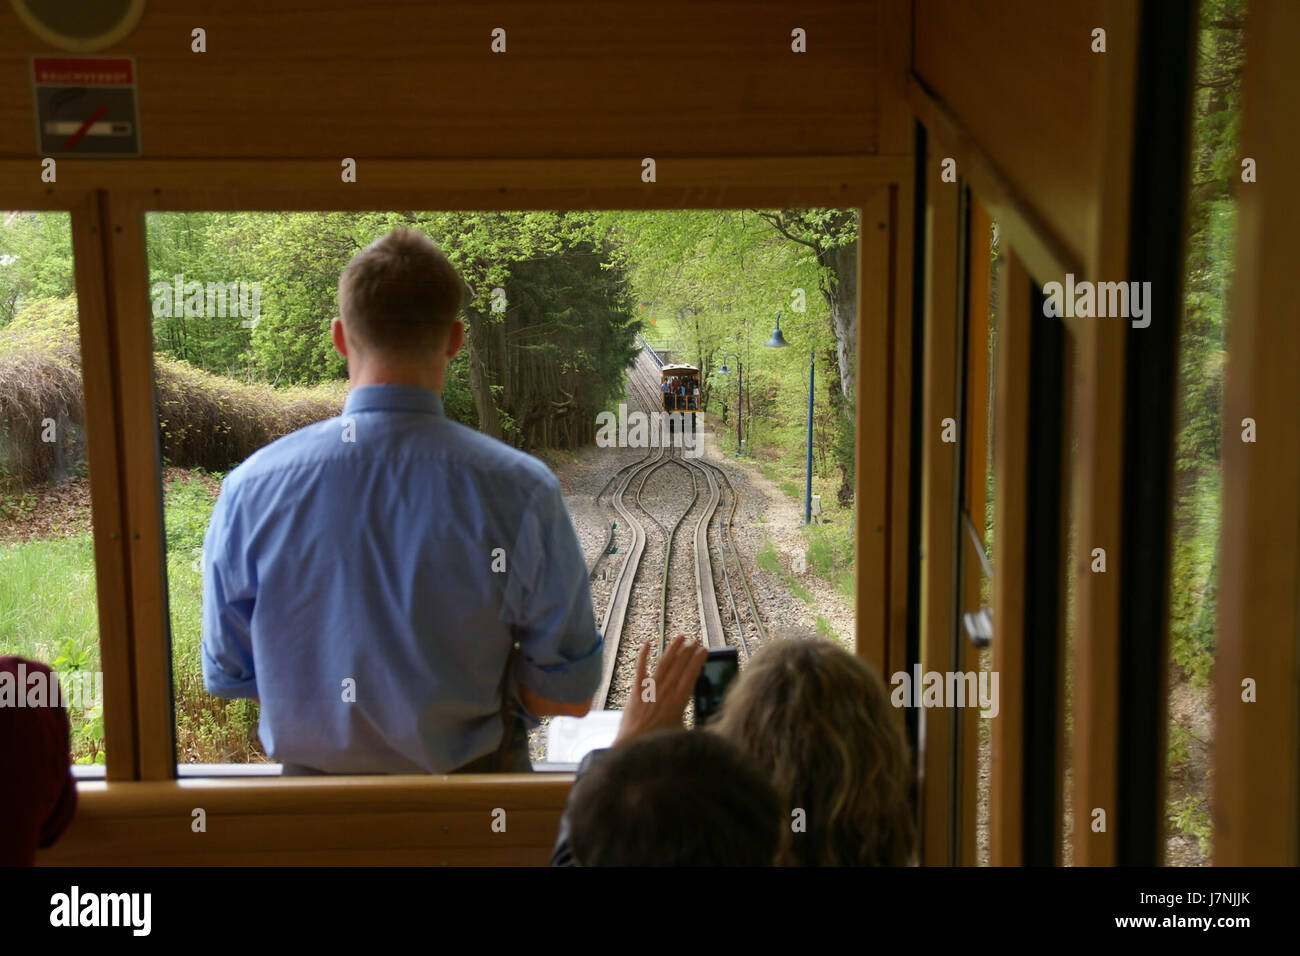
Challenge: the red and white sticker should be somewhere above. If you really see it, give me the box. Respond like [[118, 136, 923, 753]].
[[31, 55, 140, 156]]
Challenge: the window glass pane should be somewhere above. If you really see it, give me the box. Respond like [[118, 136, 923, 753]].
[[149, 210, 857, 772], [0, 209, 106, 766], [1163, 0, 1243, 865]]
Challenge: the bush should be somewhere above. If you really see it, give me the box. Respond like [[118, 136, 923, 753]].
[[0, 298, 84, 489], [0, 296, 346, 487]]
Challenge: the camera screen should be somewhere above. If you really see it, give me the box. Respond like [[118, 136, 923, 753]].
[[695, 653, 739, 723]]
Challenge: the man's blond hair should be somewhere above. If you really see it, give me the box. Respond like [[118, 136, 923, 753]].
[[338, 228, 465, 357]]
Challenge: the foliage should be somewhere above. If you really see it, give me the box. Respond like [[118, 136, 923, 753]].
[[0, 297, 85, 489], [0, 534, 102, 761], [0, 295, 345, 484], [0, 212, 75, 327], [757, 538, 781, 574], [604, 209, 858, 501], [460, 224, 640, 450], [138, 211, 640, 451], [162, 476, 264, 763], [1167, 794, 1214, 857], [1167, 0, 1242, 685]]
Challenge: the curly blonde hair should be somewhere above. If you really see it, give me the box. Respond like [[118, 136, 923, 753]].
[[709, 635, 916, 865]]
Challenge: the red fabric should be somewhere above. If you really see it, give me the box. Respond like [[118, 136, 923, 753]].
[[0, 657, 78, 866]]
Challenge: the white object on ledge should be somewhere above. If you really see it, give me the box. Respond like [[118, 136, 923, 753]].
[[545, 710, 622, 764]]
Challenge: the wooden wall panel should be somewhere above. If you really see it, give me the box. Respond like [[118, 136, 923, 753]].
[[957, 196, 991, 866], [0, 155, 910, 209], [913, 0, 1108, 278], [0, 1, 902, 161], [1215, 0, 1300, 867], [1067, 0, 1137, 867], [988, 249, 1031, 865], [856, 186, 894, 671], [38, 777, 572, 866], [69, 195, 140, 781], [917, 139, 960, 865], [886, 175, 914, 690], [854, 171, 916, 701]]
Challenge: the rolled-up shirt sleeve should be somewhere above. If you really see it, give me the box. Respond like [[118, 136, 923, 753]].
[[505, 477, 604, 705], [201, 481, 259, 699]]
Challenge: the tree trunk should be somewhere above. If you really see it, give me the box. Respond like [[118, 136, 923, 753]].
[[822, 239, 858, 403], [466, 314, 504, 440]]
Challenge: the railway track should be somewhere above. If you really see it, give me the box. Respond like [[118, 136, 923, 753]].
[[633, 344, 767, 650], [624, 366, 724, 653], [591, 342, 769, 708]]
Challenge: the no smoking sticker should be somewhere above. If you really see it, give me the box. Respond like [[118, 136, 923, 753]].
[[31, 55, 140, 157]]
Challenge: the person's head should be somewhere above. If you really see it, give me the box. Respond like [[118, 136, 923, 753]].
[[0, 657, 78, 865], [709, 634, 916, 866], [567, 730, 782, 866], [332, 228, 467, 389]]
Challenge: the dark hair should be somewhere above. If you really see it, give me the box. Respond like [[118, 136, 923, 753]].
[[0, 657, 77, 866], [337, 228, 465, 356], [567, 731, 782, 866]]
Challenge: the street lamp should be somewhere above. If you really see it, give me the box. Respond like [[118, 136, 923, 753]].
[[763, 313, 814, 525], [764, 312, 790, 348], [717, 354, 743, 456]]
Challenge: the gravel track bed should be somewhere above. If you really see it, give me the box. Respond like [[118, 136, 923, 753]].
[[605, 450, 675, 709], [529, 352, 856, 762], [584, 448, 652, 621], [698, 464, 752, 657], [658, 453, 706, 642]]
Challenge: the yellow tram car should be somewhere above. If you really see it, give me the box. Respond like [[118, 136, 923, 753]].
[[660, 364, 700, 413]]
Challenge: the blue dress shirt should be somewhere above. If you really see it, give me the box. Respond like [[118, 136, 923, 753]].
[[200, 384, 603, 773]]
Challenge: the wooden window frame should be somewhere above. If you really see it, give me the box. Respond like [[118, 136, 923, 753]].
[[0, 155, 917, 863]]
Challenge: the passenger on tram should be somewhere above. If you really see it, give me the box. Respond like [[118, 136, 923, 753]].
[[201, 229, 603, 776], [0, 657, 78, 866], [661, 378, 672, 410], [709, 634, 915, 865], [549, 636, 782, 866], [551, 632, 914, 866], [559, 729, 781, 866]]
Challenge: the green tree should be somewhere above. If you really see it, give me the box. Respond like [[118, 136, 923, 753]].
[[0, 211, 75, 326]]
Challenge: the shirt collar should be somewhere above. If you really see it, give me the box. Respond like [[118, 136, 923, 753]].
[[343, 384, 445, 417]]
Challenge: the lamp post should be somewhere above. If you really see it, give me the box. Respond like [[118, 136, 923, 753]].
[[717, 354, 743, 456], [763, 313, 814, 524], [803, 349, 814, 525]]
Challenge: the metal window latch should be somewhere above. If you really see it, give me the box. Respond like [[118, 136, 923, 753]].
[[963, 608, 993, 649]]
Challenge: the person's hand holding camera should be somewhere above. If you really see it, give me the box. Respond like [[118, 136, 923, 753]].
[[614, 634, 707, 744]]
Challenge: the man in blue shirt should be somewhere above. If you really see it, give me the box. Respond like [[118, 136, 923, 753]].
[[201, 228, 603, 774]]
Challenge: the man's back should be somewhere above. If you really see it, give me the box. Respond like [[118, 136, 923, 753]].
[[201, 383, 603, 773]]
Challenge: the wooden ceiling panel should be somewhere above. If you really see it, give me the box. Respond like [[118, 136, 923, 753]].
[[914, 0, 1108, 275], [0, 0, 892, 160]]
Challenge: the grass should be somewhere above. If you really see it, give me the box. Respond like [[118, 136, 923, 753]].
[[1168, 795, 1213, 857], [736, 412, 857, 603], [0, 534, 104, 761], [0, 487, 37, 522], [0, 472, 264, 764], [1, 294, 341, 764], [1169, 467, 1219, 689], [162, 476, 265, 763]]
